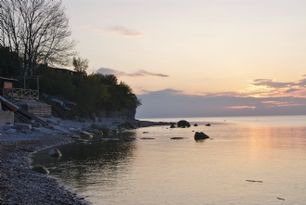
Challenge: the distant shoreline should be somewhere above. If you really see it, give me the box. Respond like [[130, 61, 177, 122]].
[[138, 114, 306, 120]]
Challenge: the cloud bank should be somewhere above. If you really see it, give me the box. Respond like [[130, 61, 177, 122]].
[[97, 67, 169, 78], [136, 89, 306, 118], [248, 76, 306, 97]]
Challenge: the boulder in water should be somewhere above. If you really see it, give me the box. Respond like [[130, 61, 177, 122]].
[[80, 131, 94, 140], [91, 129, 104, 136], [170, 123, 176, 128], [177, 120, 191, 128], [32, 165, 50, 174], [140, 137, 155, 140], [123, 137, 136, 142], [48, 148, 62, 158], [171, 137, 184, 140], [194, 132, 210, 141], [71, 134, 81, 140]]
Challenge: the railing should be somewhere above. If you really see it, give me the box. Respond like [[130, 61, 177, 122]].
[[3, 88, 39, 100]]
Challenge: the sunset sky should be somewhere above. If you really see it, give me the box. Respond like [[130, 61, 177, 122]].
[[62, 0, 306, 117]]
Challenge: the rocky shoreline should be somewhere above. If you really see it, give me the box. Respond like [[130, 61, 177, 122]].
[[0, 130, 90, 205], [0, 118, 172, 205]]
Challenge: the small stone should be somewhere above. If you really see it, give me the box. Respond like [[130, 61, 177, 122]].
[[171, 137, 184, 140], [277, 197, 285, 201], [80, 131, 93, 140], [48, 148, 62, 158], [140, 137, 155, 140], [246, 180, 263, 183]]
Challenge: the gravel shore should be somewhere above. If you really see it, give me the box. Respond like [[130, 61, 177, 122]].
[[0, 129, 90, 205], [0, 117, 171, 205], [0, 117, 129, 205]]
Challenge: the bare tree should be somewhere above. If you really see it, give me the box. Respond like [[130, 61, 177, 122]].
[[73, 56, 89, 73], [0, 0, 75, 76]]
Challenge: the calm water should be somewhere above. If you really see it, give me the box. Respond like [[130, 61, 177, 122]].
[[33, 116, 306, 205]]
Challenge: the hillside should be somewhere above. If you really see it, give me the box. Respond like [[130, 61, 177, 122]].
[[0, 47, 140, 120]]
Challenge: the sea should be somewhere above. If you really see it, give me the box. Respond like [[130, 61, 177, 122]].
[[33, 115, 306, 205]]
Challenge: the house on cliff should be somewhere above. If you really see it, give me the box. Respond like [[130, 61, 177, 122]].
[[0, 76, 51, 127], [0, 77, 16, 126]]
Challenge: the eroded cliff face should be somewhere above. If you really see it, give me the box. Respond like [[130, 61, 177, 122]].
[[49, 97, 137, 122], [96, 107, 136, 121]]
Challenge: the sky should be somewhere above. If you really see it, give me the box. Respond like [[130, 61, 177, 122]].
[[63, 0, 306, 117]]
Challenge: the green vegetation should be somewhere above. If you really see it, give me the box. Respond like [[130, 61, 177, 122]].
[[0, 47, 22, 77], [38, 65, 140, 117], [72, 57, 89, 73], [0, 47, 140, 118]]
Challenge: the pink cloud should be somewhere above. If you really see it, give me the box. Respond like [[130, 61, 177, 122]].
[[246, 75, 306, 98], [262, 101, 306, 107], [227, 105, 256, 110]]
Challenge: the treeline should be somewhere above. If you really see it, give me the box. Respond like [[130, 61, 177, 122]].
[[0, 47, 22, 77], [0, 47, 140, 118], [38, 65, 140, 117]]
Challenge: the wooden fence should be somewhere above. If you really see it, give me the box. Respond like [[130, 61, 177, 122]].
[[3, 88, 39, 100]]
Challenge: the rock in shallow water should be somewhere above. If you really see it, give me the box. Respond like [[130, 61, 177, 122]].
[[71, 134, 81, 140], [177, 120, 191, 128], [80, 131, 94, 140], [140, 137, 155, 140], [194, 132, 210, 141], [32, 165, 50, 174], [171, 137, 184, 140], [48, 148, 62, 158]]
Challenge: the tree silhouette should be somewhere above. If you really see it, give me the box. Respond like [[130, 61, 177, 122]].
[[0, 0, 74, 76]]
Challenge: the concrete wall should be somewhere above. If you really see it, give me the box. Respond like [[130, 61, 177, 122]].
[[0, 102, 14, 126]]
